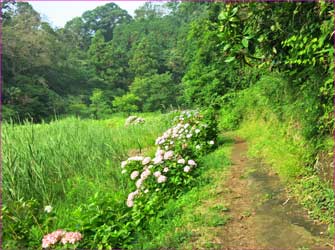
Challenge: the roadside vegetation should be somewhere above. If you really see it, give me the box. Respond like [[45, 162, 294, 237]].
[[2, 1, 334, 249]]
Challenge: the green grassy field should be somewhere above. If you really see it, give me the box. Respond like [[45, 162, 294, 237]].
[[2, 112, 175, 248], [3, 113, 171, 205]]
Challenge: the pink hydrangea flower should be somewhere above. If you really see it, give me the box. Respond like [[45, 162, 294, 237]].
[[163, 167, 169, 173], [164, 150, 174, 160], [60, 232, 82, 244], [155, 149, 165, 157], [157, 175, 167, 183], [127, 199, 134, 208], [130, 171, 139, 180], [188, 160, 197, 166], [42, 229, 83, 248], [153, 156, 163, 165], [42, 230, 65, 248], [140, 169, 151, 179], [142, 157, 151, 165], [136, 178, 143, 188], [126, 190, 139, 207], [153, 171, 161, 178]]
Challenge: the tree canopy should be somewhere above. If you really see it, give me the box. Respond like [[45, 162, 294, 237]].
[[2, 1, 334, 139]]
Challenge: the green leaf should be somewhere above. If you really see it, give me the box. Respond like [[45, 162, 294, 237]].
[[223, 44, 231, 51], [225, 56, 235, 63], [242, 38, 249, 48], [218, 11, 227, 21]]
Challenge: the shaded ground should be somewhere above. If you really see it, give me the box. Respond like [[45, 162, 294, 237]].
[[184, 138, 333, 250]]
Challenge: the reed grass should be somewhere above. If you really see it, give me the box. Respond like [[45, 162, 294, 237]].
[[2, 113, 172, 207]]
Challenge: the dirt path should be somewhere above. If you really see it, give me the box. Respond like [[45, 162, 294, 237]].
[[214, 138, 333, 250]]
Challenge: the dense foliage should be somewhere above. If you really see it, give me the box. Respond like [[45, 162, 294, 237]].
[[2, 110, 218, 249], [2, 2, 207, 121], [3, 1, 333, 138], [2, 1, 334, 248]]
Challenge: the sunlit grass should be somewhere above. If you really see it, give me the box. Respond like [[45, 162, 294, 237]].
[[2, 112, 173, 207]]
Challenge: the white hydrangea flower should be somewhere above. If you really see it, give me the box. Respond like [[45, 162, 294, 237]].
[[121, 161, 128, 168], [44, 205, 53, 213], [177, 158, 185, 164], [128, 156, 144, 161]]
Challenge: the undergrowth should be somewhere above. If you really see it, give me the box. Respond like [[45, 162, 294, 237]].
[[131, 141, 233, 249], [218, 72, 334, 235]]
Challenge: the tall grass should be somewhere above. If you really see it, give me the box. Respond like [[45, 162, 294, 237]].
[[2, 113, 172, 207]]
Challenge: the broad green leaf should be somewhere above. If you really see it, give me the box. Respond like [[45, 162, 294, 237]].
[[242, 38, 249, 48], [225, 56, 235, 63]]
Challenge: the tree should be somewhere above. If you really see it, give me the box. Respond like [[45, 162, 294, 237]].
[[112, 93, 140, 115], [134, 2, 166, 20], [130, 73, 178, 111], [89, 89, 110, 119], [82, 3, 132, 42]]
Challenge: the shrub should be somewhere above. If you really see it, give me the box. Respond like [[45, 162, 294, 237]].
[[121, 110, 218, 232], [112, 93, 140, 115]]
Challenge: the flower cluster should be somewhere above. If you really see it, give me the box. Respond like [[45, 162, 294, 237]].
[[121, 110, 217, 208], [156, 110, 216, 156], [42, 230, 82, 248], [125, 116, 145, 126]]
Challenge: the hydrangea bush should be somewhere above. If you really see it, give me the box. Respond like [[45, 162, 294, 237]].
[[121, 109, 218, 227], [40, 109, 218, 249], [42, 230, 82, 249]]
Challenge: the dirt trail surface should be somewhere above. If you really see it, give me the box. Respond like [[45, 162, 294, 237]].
[[215, 138, 333, 250]]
